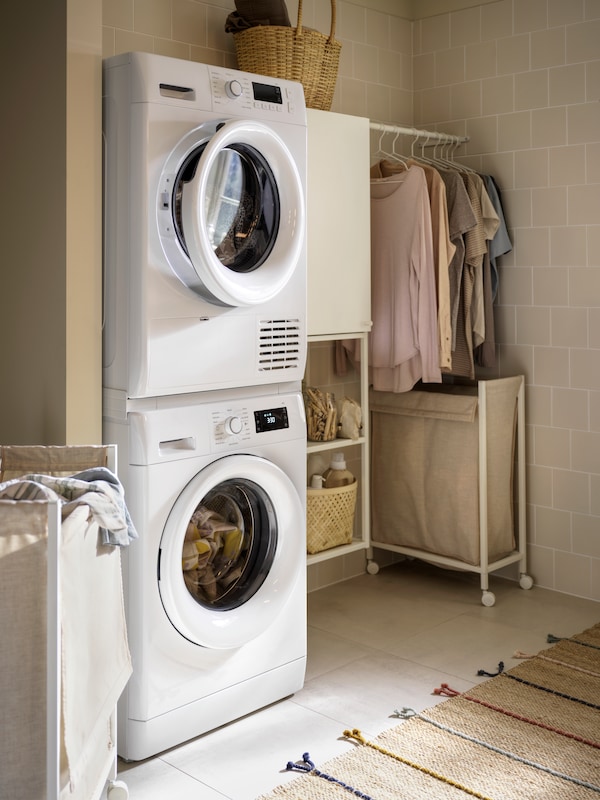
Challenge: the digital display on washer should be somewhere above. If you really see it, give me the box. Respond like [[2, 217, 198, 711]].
[[252, 81, 283, 105], [254, 407, 289, 433]]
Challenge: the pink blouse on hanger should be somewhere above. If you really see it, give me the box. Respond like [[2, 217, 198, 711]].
[[370, 166, 441, 392]]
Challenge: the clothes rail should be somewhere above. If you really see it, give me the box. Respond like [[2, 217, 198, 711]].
[[369, 120, 468, 146]]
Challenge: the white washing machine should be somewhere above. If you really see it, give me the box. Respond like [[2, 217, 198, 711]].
[[102, 51, 307, 400], [104, 385, 307, 761]]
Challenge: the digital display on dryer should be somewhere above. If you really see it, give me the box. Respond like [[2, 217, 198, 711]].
[[252, 81, 283, 104], [254, 407, 289, 433]]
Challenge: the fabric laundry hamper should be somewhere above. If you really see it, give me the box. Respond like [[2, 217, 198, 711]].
[[370, 377, 523, 567]]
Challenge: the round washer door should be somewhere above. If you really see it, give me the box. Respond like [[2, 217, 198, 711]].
[[158, 454, 304, 650], [161, 118, 305, 307]]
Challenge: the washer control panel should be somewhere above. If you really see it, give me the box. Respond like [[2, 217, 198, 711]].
[[208, 66, 304, 120], [210, 397, 295, 450]]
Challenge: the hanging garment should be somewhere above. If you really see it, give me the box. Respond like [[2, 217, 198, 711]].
[[369, 166, 441, 392], [375, 159, 455, 371], [437, 169, 477, 354], [483, 174, 512, 301]]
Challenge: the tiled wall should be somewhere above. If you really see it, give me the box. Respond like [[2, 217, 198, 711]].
[[411, 1, 600, 602], [103, 0, 600, 601]]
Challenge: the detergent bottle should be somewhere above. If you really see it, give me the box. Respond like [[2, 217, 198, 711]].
[[322, 453, 355, 488]]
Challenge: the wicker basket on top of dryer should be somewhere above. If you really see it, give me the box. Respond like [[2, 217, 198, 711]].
[[368, 376, 533, 606]]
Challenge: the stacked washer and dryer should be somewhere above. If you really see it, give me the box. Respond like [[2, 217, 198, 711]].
[[102, 52, 308, 761]]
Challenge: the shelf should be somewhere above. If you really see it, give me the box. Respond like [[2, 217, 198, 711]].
[[307, 539, 369, 566], [307, 436, 366, 454]]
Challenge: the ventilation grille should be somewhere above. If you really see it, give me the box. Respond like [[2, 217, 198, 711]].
[[258, 318, 302, 371]]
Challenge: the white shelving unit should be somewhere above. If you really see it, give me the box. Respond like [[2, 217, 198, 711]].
[[306, 332, 370, 565], [305, 107, 371, 565]]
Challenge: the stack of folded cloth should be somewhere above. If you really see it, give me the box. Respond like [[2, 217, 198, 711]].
[[225, 0, 291, 32]]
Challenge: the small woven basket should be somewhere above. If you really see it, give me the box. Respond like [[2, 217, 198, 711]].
[[233, 0, 341, 111], [306, 480, 357, 554]]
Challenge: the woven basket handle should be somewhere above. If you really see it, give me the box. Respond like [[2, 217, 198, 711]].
[[296, 0, 337, 43]]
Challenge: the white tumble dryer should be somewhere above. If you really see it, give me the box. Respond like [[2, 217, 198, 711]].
[[102, 51, 307, 400], [103, 385, 307, 761]]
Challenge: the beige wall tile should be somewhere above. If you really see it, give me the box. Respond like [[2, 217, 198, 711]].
[[498, 111, 531, 152], [103, 0, 133, 29], [532, 186, 567, 226], [535, 425, 571, 468], [516, 70, 549, 112], [591, 389, 600, 431], [514, 226, 549, 266], [535, 345, 570, 386], [571, 348, 600, 390], [593, 476, 600, 516], [566, 18, 600, 63], [391, 15, 412, 54], [572, 430, 600, 473], [549, 64, 586, 106], [481, 0, 512, 42], [417, 85, 451, 125], [497, 342, 534, 378], [338, 2, 367, 43], [586, 59, 600, 103], [517, 306, 550, 344], [570, 267, 600, 306], [450, 6, 481, 46], [435, 46, 465, 86], [527, 543, 555, 588], [514, 0, 548, 34], [532, 107, 566, 148], [482, 75, 513, 115], [501, 188, 530, 226], [465, 40, 496, 81], [366, 8, 391, 49], [549, 226, 586, 266], [527, 463, 553, 506], [572, 513, 600, 558], [554, 551, 592, 597], [591, 309, 600, 349], [420, 13, 450, 54], [355, 43, 381, 82], [494, 303, 515, 343], [553, 467, 590, 513], [527, 384, 552, 425], [587, 225, 600, 267], [531, 26, 565, 69], [114, 28, 154, 53], [498, 263, 532, 303], [551, 307, 589, 347], [414, 52, 435, 89], [172, 0, 206, 47], [535, 505, 571, 549], [548, 0, 584, 27], [133, 0, 171, 38], [379, 48, 406, 88], [568, 102, 600, 146], [389, 86, 414, 124], [497, 34, 530, 76], [450, 80, 481, 119], [553, 387, 589, 429], [532, 266, 568, 306], [549, 144, 586, 186], [155, 38, 191, 59], [568, 184, 600, 225]]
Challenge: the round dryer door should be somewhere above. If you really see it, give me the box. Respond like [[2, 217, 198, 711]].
[[158, 454, 304, 649], [161, 118, 305, 307]]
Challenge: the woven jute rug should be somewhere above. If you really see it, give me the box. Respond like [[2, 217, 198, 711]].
[[257, 622, 600, 800]]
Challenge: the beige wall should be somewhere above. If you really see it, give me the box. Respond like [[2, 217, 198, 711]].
[[0, 0, 102, 445]]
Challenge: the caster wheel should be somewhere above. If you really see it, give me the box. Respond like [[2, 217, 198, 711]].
[[366, 560, 379, 575], [519, 574, 533, 590], [107, 780, 129, 800], [481, 591, 496, 607]]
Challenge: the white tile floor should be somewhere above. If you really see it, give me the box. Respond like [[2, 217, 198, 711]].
[[116, 560, 599, 799]]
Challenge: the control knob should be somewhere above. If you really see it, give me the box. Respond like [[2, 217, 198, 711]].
[[224, 415, 243, 436], [225, 79, 243, 100]]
